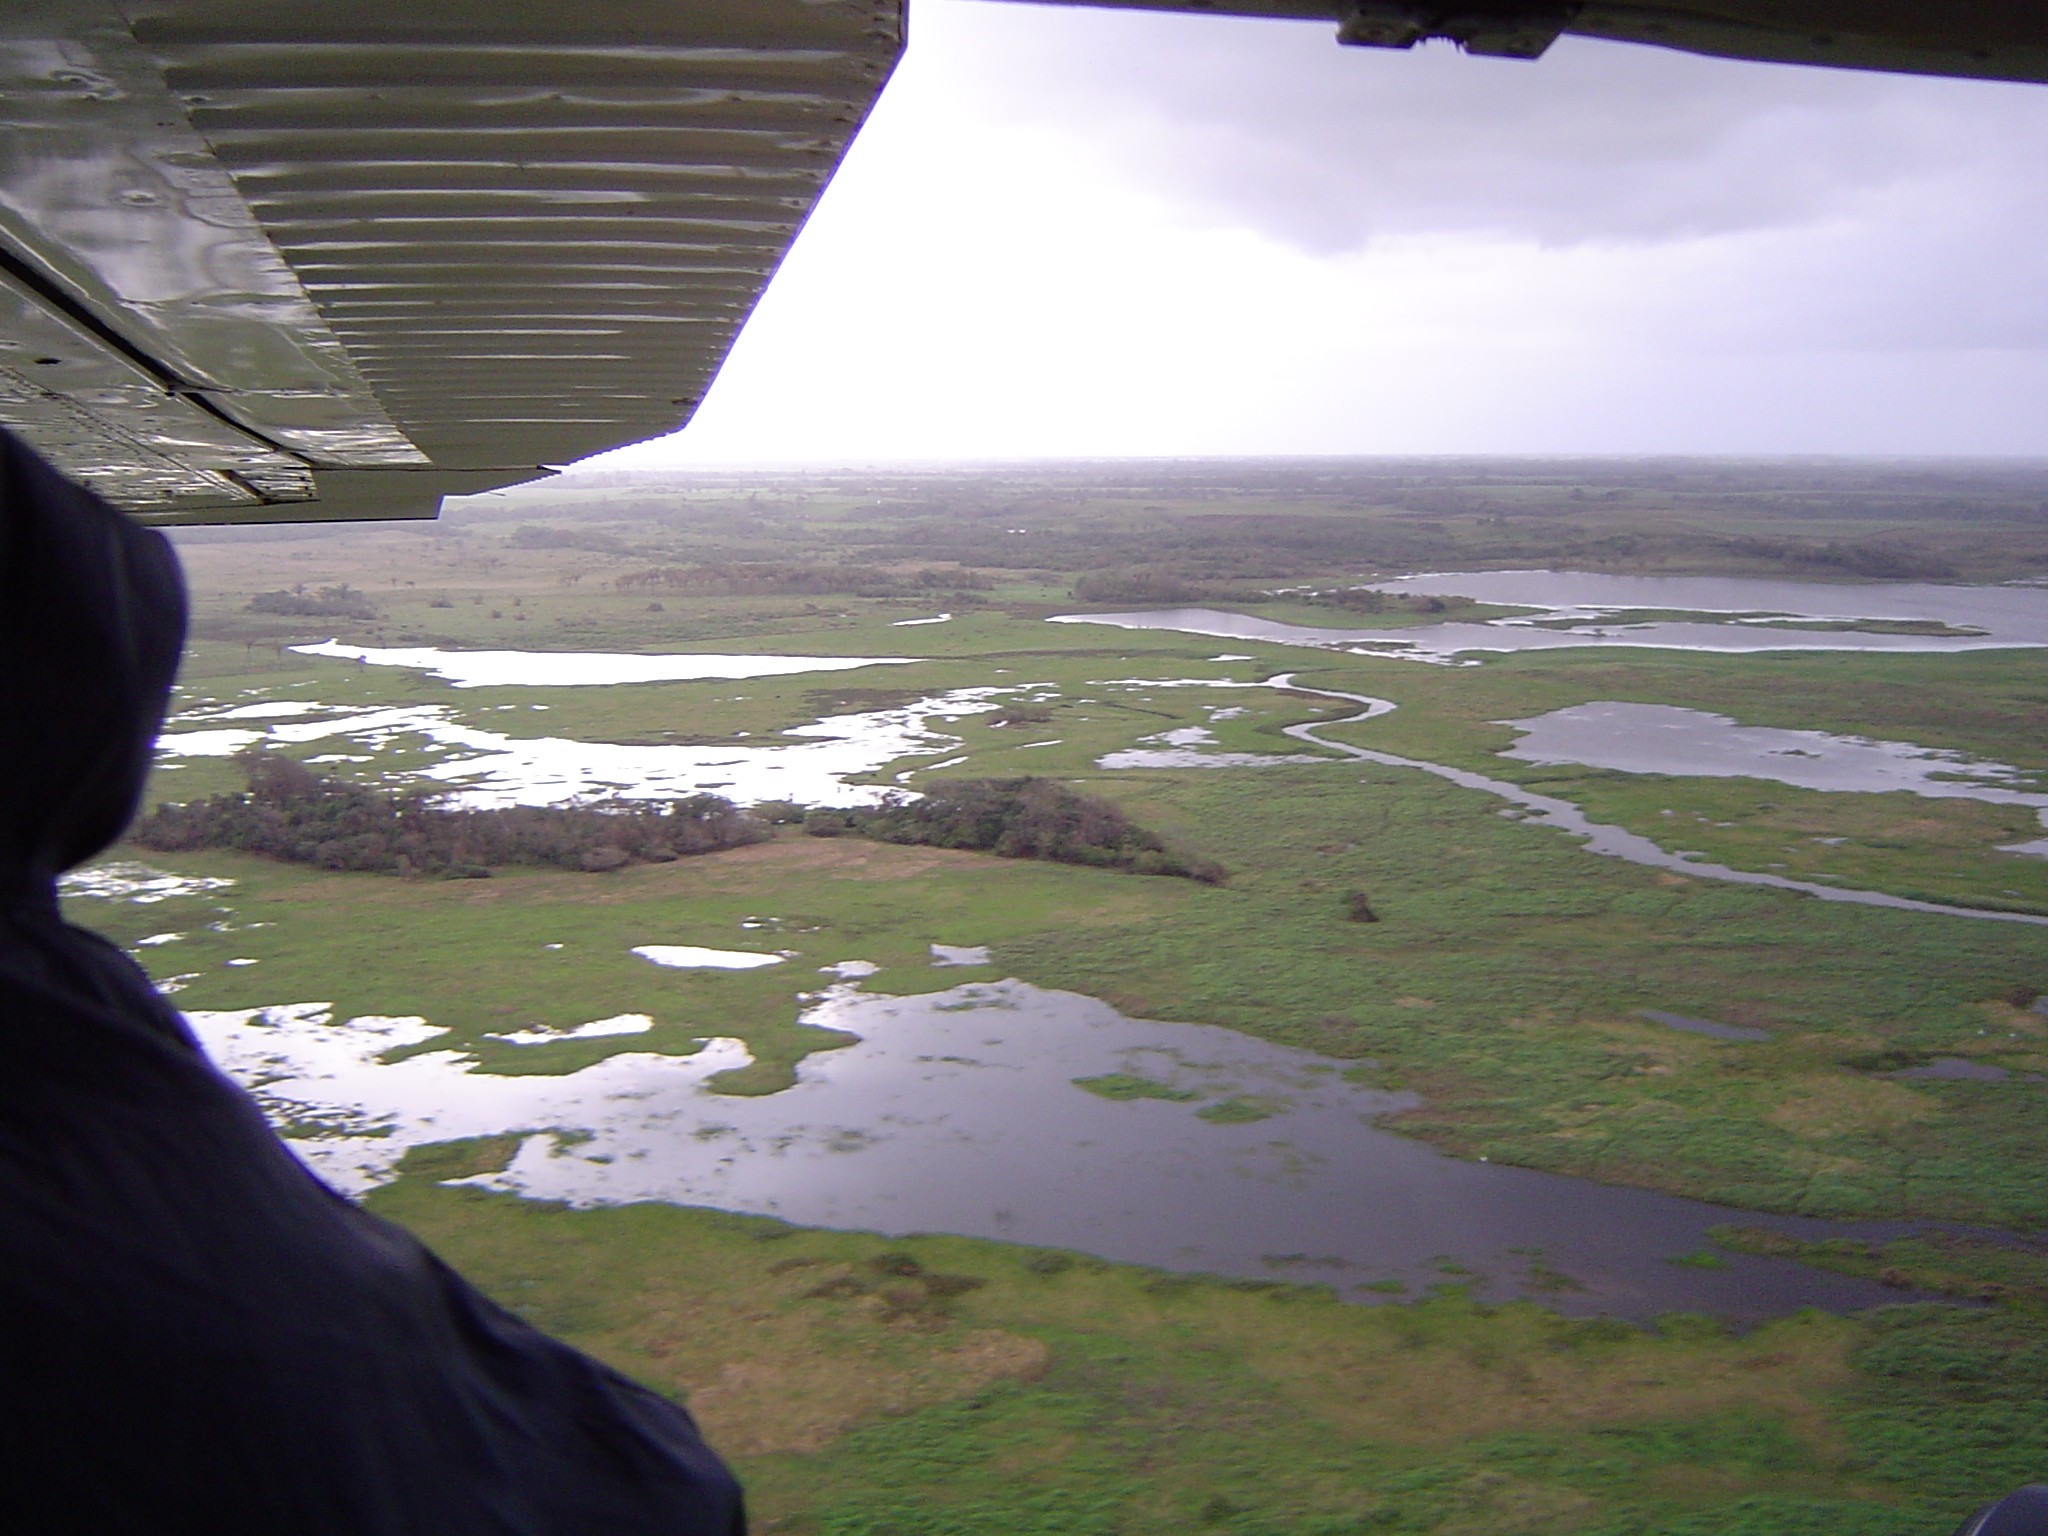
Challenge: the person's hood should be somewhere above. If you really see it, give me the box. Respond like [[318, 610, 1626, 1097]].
[[0, 430, 187, 901]]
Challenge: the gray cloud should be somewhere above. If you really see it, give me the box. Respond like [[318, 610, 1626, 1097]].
[[643, 3, 2048, 461], [940, 1, 2048, 254]]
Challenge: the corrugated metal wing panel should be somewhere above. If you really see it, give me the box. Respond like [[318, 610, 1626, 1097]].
[[0, 0, 902, 521]]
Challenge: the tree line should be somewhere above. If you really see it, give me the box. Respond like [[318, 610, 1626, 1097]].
[[132, 754, 765, 877], [613, 561, 991, 598]]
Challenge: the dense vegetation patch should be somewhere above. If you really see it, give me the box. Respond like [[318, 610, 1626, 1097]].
[[613, 560, 990, 599], [133, 753, 764, 877], [802, 777, 1225, 885], [1069, 567, 1270, 606], [246, 582, 378, 619]]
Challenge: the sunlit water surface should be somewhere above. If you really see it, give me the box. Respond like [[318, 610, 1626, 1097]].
[[291, 641, 916, 687], [156, 688, 1032, 808]]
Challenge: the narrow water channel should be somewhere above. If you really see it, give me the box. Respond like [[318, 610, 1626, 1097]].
[[1269, 675, 2048, 928]]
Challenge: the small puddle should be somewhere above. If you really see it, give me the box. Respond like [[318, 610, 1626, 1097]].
[[1640, 1010, 1772, 1043], [1098, 747, 1327, 769], [493, 1014, 654, 1046], [58, 862, 236, 903], [1098, 722, 1326, 770], [633, 945, 786, 971]]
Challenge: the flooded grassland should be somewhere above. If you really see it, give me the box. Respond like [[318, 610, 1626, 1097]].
[[69, 493, 2048, 1534], [125, 631, 2048, 1234]]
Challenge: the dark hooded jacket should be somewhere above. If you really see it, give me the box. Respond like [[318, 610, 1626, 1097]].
[[0, 430, 744, 1534]]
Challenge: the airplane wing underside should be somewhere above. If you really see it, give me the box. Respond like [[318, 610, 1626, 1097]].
[[0, 0, 903, 523], [1, 0, 2041, 525]]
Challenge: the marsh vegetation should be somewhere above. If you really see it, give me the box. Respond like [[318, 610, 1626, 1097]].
[[373, 1177, 2048, 1536], [78, 458, 2048, 1532]]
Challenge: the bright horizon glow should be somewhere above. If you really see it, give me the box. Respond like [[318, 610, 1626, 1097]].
[[577, 0, 2048, 471]]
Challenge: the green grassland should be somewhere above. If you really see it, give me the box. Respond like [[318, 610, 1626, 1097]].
[[1306, 648, 2048, 917], [78, 464, 2048, 1529], [159, 618, 2048, 916], [117, 481, 2048, 1221], [89, 746, 2048, 1225], [81, 838, 1146, 1093], [366, 1172, 2048, 1536]]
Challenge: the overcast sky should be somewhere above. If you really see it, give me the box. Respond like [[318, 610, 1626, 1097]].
[[590, 0, 2048, 467]]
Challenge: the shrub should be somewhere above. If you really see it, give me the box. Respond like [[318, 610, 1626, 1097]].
[[805, 778, 1224, 884]]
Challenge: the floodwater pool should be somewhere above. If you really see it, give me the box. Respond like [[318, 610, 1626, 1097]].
[[185, 973, 1942, 1320], [1499, 701, 2048, 856]]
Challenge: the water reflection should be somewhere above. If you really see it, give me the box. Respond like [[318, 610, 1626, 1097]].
[[1099, 722, 1326, 770], [58, 861, 236, 903], [291, 641, 916, 688], [634, 945, 787, 971], [157, 689, 1019, 809], [188, 978, 1940, 1320]]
